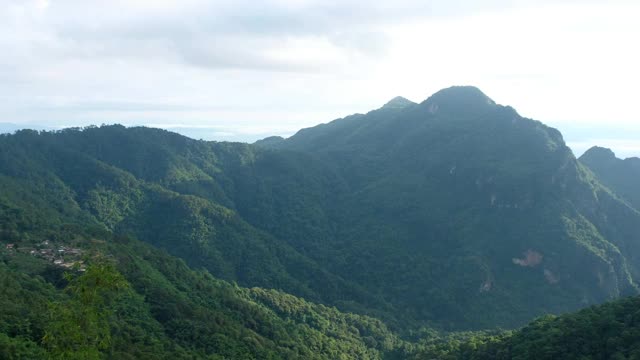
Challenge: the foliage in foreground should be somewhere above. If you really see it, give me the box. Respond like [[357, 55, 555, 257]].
[[414, 296, 640, 360], [0, 227, 411, 359]]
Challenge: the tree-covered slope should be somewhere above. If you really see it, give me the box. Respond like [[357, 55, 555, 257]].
[[580, 146, 640, 211], [414, 295, 640, 360], [2, 86, 640, 333], [0, 127, 386, 321], [265, 86, 640, 329], [0, 223, 409, 359]]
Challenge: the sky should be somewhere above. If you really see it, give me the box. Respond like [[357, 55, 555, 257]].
[[1, 0, 639, 158]]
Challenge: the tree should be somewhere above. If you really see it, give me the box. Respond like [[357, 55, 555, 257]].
[[42, 262, 128, 359]]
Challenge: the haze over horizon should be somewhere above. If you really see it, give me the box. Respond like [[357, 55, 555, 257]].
[[2, 0, 639, 158]]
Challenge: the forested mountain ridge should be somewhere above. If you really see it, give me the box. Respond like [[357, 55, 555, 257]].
[[2, 87, 640, 331], [413, 295, 640, 359], [0, 126, 388, 319], [267, 86, 640, 329], [1, 86, 640, 357], [0, 226, 410, 359], [1, 215, 638, 359], [580, 146, 640, 211]]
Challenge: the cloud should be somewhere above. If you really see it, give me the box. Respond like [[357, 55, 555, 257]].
[[5, 0, 610, 72], [3, 0, 398, 72]]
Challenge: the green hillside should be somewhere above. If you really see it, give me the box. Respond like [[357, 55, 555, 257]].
[[1, 86, 640, 358], [0, 126, 387, 319], [2, 88, 640, 332], [580, 146, 640, 211], [414, 295, 640, 360], [264, 86, 640, 329], [0, 226, 409, 359]]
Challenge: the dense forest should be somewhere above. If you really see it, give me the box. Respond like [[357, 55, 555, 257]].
[[0, 228, 410, 359], [1, 86, 639, 358], [414, 296, 640, 360], [2, 221, 639, 359], [580, 146, 640, 211]]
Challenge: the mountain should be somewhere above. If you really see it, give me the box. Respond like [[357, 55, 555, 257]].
[[263, 86, 640, 329], [254, 136, 286, 148], [0, 123, 50, 134], [0, 126, 384, 317], [381, 96, 416, 110], [580, 146, 640, 210], [0, 85, 639, 349]]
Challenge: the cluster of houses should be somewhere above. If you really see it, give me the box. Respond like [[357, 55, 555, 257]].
[[4, 240, 86, 271]]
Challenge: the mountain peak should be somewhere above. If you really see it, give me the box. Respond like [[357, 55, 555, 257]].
[[581, 146, 617, 163], [254, 135, 285, 148], [381, 96, 415, 110], [430, 85, 491, 99], [421, 86, 496, 114]]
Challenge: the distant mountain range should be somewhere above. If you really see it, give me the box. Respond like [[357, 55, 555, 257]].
[[0, 123, 50, 134], [1, 86, 639, 358]]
